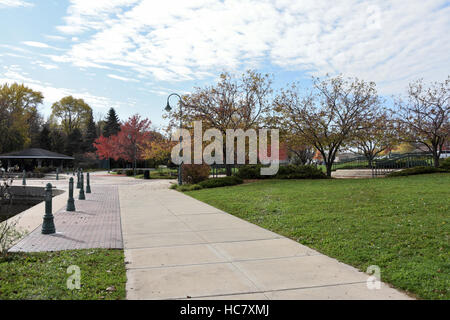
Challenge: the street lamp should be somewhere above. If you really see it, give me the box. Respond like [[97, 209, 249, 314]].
[[164, 93, 183, 185], [127, 134, 137, 177]]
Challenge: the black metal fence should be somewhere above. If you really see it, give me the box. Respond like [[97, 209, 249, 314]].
[[371, 153, 434, 177]]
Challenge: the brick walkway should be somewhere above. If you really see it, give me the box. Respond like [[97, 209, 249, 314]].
[[10, 185, 123, 252]]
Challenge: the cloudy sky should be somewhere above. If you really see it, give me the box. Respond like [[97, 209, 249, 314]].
[[0, 0, 449, 127]]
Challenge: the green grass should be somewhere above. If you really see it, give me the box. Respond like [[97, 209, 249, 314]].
[[186, 173, 450, 299], [0, 249, 126, 300]]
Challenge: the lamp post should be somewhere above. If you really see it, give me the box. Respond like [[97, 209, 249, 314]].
[[164, 93, 184, 185], [127, 134, 137, 177]]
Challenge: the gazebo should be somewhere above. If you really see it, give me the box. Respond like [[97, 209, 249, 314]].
[[0, 148, 74, 170]]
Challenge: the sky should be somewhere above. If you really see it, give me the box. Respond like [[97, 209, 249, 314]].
[[0, 0, 449, 129]]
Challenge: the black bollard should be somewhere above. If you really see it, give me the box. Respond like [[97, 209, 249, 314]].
[[42, 183, 56, 234], [22, 170, 26, 186], [86, 172, 91, 193], [67, 177, 76, 211], [56, 167, 59, 180], [76, 171, 81, 189], [78, 173, 86, 200]]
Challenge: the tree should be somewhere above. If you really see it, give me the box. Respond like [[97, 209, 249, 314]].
[[50, 128, 65, 153], [0, 83, 43, 153], [64, 128, 83, 156], [50, 96, 92, 136], [94, 115, 153, 170], [274, 75, 379, 177], [27, 107, 44, 148], [103, 108, 121, 137], [351, 112, 398, 166], [394, 77, 449, 167], [83, 111, 98, 152], [38, 124, 52, 150], [167, 70, 273, 175], [141, 131, 174, 163]]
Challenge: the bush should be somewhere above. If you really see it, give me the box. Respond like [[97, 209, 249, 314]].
[[125, 169, 134, 176], [387, 166, 445, 177], [439, 158, 450, 171], [198, 176, 243, 189], [181, 164, 210, 184], [178, 184, 203, 192], [236, 164, 327, 180], [236, 164, 270, 179], [33, 167, 53, 174], [276, 165, 327, 179]]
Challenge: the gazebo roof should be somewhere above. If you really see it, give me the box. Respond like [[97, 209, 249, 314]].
[[0, 148, 74, 160]]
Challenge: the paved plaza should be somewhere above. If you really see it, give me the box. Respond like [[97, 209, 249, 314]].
[[9, 172, 412, 300]]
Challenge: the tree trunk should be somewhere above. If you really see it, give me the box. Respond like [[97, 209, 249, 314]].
[[225, 164, 233, 176], [368, 156, 373, 168], [326, 163, 332, 177], [433, 152, 440, 168]]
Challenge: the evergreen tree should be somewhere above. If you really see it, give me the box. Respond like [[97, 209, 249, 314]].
[[103, 108, 121, 137], [83, 111, 98, 152], [38, 125, 52, 150], [64, 128, 83, 155]]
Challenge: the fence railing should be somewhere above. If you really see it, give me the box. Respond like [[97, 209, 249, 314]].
[[371, 153, 433, 177]]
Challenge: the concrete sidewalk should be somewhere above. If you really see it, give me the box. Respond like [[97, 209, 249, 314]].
[[119, 182, 412, 300]]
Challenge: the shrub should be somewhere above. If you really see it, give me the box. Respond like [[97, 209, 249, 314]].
[[181, 164, 210, 184], [236, 164, 270, 179], [439, 157, 450, 171], [236, 164, 327, 180], [178, 184, 203, 192], [33, 167, 53, 174], [198, 176, 243, 189], [169, 183, 178, 190], [125, 169, 134, 176], [0, 219, 26, 259], [276, 165, 327, 179], [387, 166, 445, 177]]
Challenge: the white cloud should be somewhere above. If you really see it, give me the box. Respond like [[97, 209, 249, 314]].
[[22, 41, 51, 48], [0, 0, 33, 8], [30, 60, 59, 70], [44, 35, 66, 41], [54, 0, 450, 93], [107, 74, 139, 82], [0, 65, 123, 115]]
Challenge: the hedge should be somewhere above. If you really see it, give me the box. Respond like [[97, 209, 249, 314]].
[[198, 176, 243, 189], [236, 164, 327, 180], [387, 166, 447, 177]]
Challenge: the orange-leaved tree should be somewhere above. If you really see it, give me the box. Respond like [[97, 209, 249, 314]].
[[94, 114, 153, 165]]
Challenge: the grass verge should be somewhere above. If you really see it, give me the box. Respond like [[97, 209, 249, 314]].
[[186, 173, 450, 299], [0, 249, 126, 300]]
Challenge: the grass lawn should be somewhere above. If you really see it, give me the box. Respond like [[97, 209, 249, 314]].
[[186, 173, 450, 299], [0, 249, 126, 300]]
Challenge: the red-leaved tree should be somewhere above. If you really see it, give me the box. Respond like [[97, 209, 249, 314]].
[[94, 114, 152, 164]]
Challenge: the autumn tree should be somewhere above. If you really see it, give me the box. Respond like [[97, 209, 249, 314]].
[[94, 115, 155, 171], [166, 70, 273, 175], [351, 112, 398, 166], [141, 131, 174, 164], [0, 83, 43, 153], [284, 136, 315, 165], [274, 75, 379, 177], [50, 96, 92, 135], [394, 77, 449, 167]]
